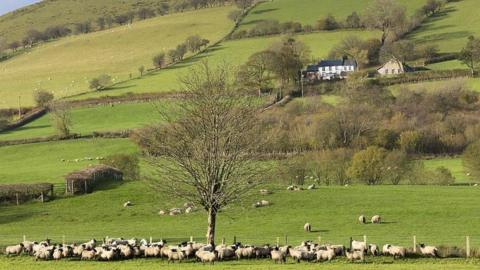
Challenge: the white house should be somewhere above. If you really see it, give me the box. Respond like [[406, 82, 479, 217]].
[[303, 59, 357, 81]]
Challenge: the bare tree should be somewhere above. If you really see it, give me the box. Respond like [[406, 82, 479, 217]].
[[49, 101, 72, 137], [363, 0, 407, 45], [134, 62, 264, 246]]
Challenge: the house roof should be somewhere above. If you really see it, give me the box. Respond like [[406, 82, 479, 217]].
[[318, 59, 357, 67], [305, 64, 319, 72], [377, 57, 414, 72]]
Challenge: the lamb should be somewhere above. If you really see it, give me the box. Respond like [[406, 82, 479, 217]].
[[368, 244, 379, 256], [304, 223, 312, 232], [307, 184, 316, 190], [81, 249, 97, 260], [345, 249, 364, 262], [371, 215, 381, 224], [358, 215, 366, 224], [270, 247, 287, 264], [316, 247, 335, 262], [195, 250, 218, 264], [167, 248, 186, 263], [5, 244, 24, 256], [385, 244, 406, 259], [418, 244, 438, 257], [351, 240, 367, 253], [53, 248, 63, 260]]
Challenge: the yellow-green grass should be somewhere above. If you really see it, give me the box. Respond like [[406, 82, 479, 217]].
[[0, 257, 479, 270], [0, 0, 171, 44], [388, 78, 480, 96], [0, 101, 173, 141], [239, 0, 425, 31], [0, 6, 235, 109], [423, 157, 475, 184], [426, 60, 468, 71], [0, 138, 137, 184], [73, 30, 381, 100], [409, 0, 480, 53]]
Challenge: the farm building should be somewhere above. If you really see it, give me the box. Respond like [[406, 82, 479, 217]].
[[65, 165, 123, 195], [303, 58, 357, 81], [377, 58, 414, 76]]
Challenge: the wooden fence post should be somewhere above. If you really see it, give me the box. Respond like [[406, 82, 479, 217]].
[[413, 235, 417, 253], [285, 235, 288, 246], [40, 192, 44, 203], [349, 237, 353, 250], [150, 236, 152, 244], [363, 235, 367, 245], [276, 237, 279, 247], [190, 236, 193, 242], [222, 238, 225, 245], [23, 235, 26, 242], [318, 236, 322, 244], [233, 236, 236, 244], [466, 236, 470, 258], [15, 193, 19, 206], [62, 235, 65, 245]]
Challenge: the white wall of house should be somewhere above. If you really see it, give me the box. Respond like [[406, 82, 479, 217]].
[[318, 65, 355, 77]]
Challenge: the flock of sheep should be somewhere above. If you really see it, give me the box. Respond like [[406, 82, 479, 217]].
[[4, 236, 440, 264]]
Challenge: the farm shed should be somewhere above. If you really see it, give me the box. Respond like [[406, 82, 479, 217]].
[[0, 183, 53, 205], [65, 165, 123, 195]]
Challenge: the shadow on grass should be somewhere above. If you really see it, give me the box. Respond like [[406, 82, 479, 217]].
[[252, 8, 278, 15], [0, 124, 50, 135]]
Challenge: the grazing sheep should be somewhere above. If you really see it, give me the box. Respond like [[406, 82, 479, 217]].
[[118, 244, 134, 259], [185, 207, 194, 213], [35, 247, 54, 261], [169, 208, 182, 216], [235, 246, 255, 259], [326, 244, 345, 256], [316, 247, 335, 262], [81, 249, 97, 260], [260, 189, 270, 195], [215, 245, 236, 261], [255, 245, 271, 258], [307, 184, 316, 190], [123, 201, 133, 207], [167, 248, 186, 263], [287, 185, 295, 191], [158, 210, 166, 215], [385, 245, 406, 259], [5, 244, 24, 256], [382, 244, 391, 255], [180, 243, 195, 259], [196, 250, 218, 264], [345, 249, 364, 262], [371, 215, 381, 224], [270, 247, 287, 264], [62, 246, 73, 257], [368, 244, 379, 256], [304, 223, 312, 232], [418, 244, 438, 257], [351, 240, 367, 253], [22, 241, 36, 254], [144, 245, 162, 257], [100, 247, 117, 261], [260, 200, 270, 206], [73, 244, 85, 256], [53, 248, 63, 260], [288, 247, 314, 263], [83, 239, 97, 250], [358, 215, 366, 224]]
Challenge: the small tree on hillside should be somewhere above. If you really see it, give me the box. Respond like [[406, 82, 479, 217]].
[[33, 90, 54, 108], [138, 65, 145, 77], [152, 52, 166, 68], [345, 11, 362, 28], [459, 36, 480, 76], [185, 35, 203, 53], [133, 62, 263, 246], [237, 50, 276, 96], [228, 9, 243, 23], [363, 0, 407, 45], [347, 146, 387, 185], [89, 74, 112, 91], [49, 101, 72, 137]]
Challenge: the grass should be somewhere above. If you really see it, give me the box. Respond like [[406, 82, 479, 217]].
[[423, 157, 474, 183], [0, 6, 235, 109], [388, 77, 480, 95], [426, 60, 468, 71], [239, 0, 425, 31], [0, 0, 175, 44], [0, 101, 174, 141], [72, 30, 381, 100], [0, 138, 138, 184], [0, 257, 479, 270], [409, 0, 480, 53]]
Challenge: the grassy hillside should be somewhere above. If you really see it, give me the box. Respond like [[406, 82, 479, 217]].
[[409, 0, 480, 53], [0, 102, 173, 141], [240, 0, 425, 31], [0, 0, 171, 44], [0, 138, 137, 184], [423, 158, 474, 183], [72, 30, 380, 100], [388, 78, 480, 95], [0, 6, 235, 109]]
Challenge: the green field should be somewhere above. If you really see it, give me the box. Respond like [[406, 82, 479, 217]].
[[388, 77, 480, 95], [72, 30, 380, 100], [240, 0, 424, 30], [0, 138, 137, 184], [0, 102, 173, 141], [409, 0, 480, 53], [426, 60, 468, 71], [423, 158, 474, 183], [0, 6, 235, 109], [0, 0, 174, 44], [0, 257, 478, 270]]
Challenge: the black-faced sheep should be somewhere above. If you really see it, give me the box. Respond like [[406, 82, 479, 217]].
[[418, 244, 438, 257], [371, 215, 381, 224], [358, 215, 366, 224], [368, 244, 379, 256], [304, 223, 312, 232], [345, 249, 364, 262], [5, 244, 24, 256], [316, 247, 335, 262], [195, 250, 218, 264]]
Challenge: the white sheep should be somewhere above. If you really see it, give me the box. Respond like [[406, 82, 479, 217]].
[[316, 247, 335, 262], [385, 245, 406, 259], [346, 249, 364, 262], [371, 215, 381, 224], [307, 184, 316, 190], [418, 244, 438, 257], [304, 223, 312, 232], [326, 244, 345, 256], [368, 244, 379, 256], [81, 249, 97, 260], [255, 245, 271, 258], [100, 247, 117, 261], [144, 245, 161, 257], [35, 247, 54, 261], [215, 245, 236, 261], [288, 247, 314, 263], [351, 240, 367, 253], [53, 248, 63, 260], [358, 215, 366, 224], [123, 201, 133, 207], [167, 248, 185, 263], [270, 247, 287, 263], [5, 244, 24, 256], [196, 250, 218, 264], [235, 246, 255, 259], [169, 208, 182, 216]]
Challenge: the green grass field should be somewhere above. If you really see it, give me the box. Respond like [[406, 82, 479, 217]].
[[426, 60, 468, 71], [423, 158, 474, 183], [388, 77, 480, 95], [0, 257, 478, 270], [0, 6, 235, 109], [409, 0, 480, 53], [0, 138, 137, 184], [0, 0, 174, 44], [72, 30, 380, 100], [0, 101, 173, 141], [239, 0, 424, 31]]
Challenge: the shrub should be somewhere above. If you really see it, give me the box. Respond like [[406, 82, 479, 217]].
[[89, 74, 112, 90], [101, 154, 140, 180], [431, 166, 455, 185], [0, 118, 9, 130], [33, 90, 54, 107], [398, 130, 423, 154], [316, 14, 339, 30], [152, 52, 166, 68], [347, 146, 387, 185]]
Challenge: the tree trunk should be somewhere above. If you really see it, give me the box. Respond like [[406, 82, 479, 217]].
[[206, 208, 217, 246]]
